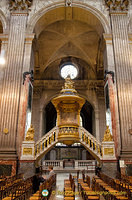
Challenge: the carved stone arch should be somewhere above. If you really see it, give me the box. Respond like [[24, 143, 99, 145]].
[[26, 1, 111, 35], [0, 9, 8, 33]]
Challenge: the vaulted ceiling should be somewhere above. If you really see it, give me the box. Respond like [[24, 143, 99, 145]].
[[33, 7, 105, 81]]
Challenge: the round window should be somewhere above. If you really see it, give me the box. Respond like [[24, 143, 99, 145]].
[[60, 63, 78, 79]]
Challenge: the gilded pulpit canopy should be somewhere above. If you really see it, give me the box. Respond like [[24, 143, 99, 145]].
[[52, 76, 85, 145]]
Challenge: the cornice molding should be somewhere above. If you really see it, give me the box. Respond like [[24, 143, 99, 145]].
[[34, 80, 104, 89]]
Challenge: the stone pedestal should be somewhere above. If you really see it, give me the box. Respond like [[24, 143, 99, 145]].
[[101, 161, 118, 178], [101, 141, 117, 178], [102, 141, 116, 161], [19, 161, 35, 179], [21, 141, 35, 161], [20, 141, 35, 179]]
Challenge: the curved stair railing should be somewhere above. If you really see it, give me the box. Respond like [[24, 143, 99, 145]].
[[21, 126, 116, 164], [79, 127, 102, 161], [35, 126, 102, 162], [35, 126, 59, 161]]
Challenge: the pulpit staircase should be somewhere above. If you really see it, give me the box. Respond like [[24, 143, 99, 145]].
[[34, 126, 103, 163]]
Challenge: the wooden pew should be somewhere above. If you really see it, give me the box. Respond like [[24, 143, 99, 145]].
[[92, 173, 129, 200], [78, 175, 99, 200], [29, 174, 56, 200], [64, 174, 75, 200]]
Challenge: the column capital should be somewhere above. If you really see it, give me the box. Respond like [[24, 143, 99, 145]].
[[9, 0, 33, 13], [104, 0, 129, 12]]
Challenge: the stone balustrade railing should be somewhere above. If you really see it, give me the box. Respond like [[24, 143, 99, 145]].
[[75, 160, 96, 170], [21, 126, 116, 164], [42, 160, 96, 170], [43, 160, 63, 168], [79, 127, 103, 160], [35, 126, 59, 160]]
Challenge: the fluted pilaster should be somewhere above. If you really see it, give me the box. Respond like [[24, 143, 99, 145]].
[[0, 13, 28, 158], [110, 13, 132, 154]]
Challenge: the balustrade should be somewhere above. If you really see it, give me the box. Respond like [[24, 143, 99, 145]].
[[35, 127, 59, 159], [79, 127, 102, 159], [43, 160, 62, 167], [24, 126, 114, 164]]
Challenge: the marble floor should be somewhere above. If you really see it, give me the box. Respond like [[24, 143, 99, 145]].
[[49, 172, 96, 200]]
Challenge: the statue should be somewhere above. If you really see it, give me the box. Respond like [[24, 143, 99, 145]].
[[25, 124, 34, 141], [103, 126, 113, 142], [62, 75, 76, 90]]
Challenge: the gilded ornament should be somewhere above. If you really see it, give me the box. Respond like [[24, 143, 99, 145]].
[[95, 142, 96, 151], [91, 139, 93, 149], [25, 124, 34, 141], [23, 148, 32, 155], [62, 75, 75, 90], [104, 148, 114, 155], [88, 138, 90, 146], [40, 142, 42, 151], [98, 145, 100, 154], [103, 126, 113, 142], [3, 128, 9, 135]]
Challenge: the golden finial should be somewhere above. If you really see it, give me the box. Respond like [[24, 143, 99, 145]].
[[103, 125, 113, 142], [25, 124, 34, 141]]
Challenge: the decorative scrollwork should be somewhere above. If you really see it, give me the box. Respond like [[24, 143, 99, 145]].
[[104, 0, 129, 11]]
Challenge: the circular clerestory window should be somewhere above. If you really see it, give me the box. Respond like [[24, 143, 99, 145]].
[[60, 63, 78, 79]]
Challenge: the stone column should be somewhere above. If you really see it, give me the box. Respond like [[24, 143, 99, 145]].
[[17, 34, 34, 159], [0, 13, 28, 154], [105, 0, 132, 158], [0, 0, 33, 175], [0, 34, 8, 98]]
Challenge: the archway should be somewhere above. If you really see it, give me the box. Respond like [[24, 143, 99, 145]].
[[30, 5, 107, 147]]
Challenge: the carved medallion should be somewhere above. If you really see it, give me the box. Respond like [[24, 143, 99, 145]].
[[3, 128, 9, 135]]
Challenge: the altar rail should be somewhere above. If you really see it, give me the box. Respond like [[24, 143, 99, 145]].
[[75, 160, 96, 170], [43, 160, 63, 168], [42, 160, 96, 170]]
